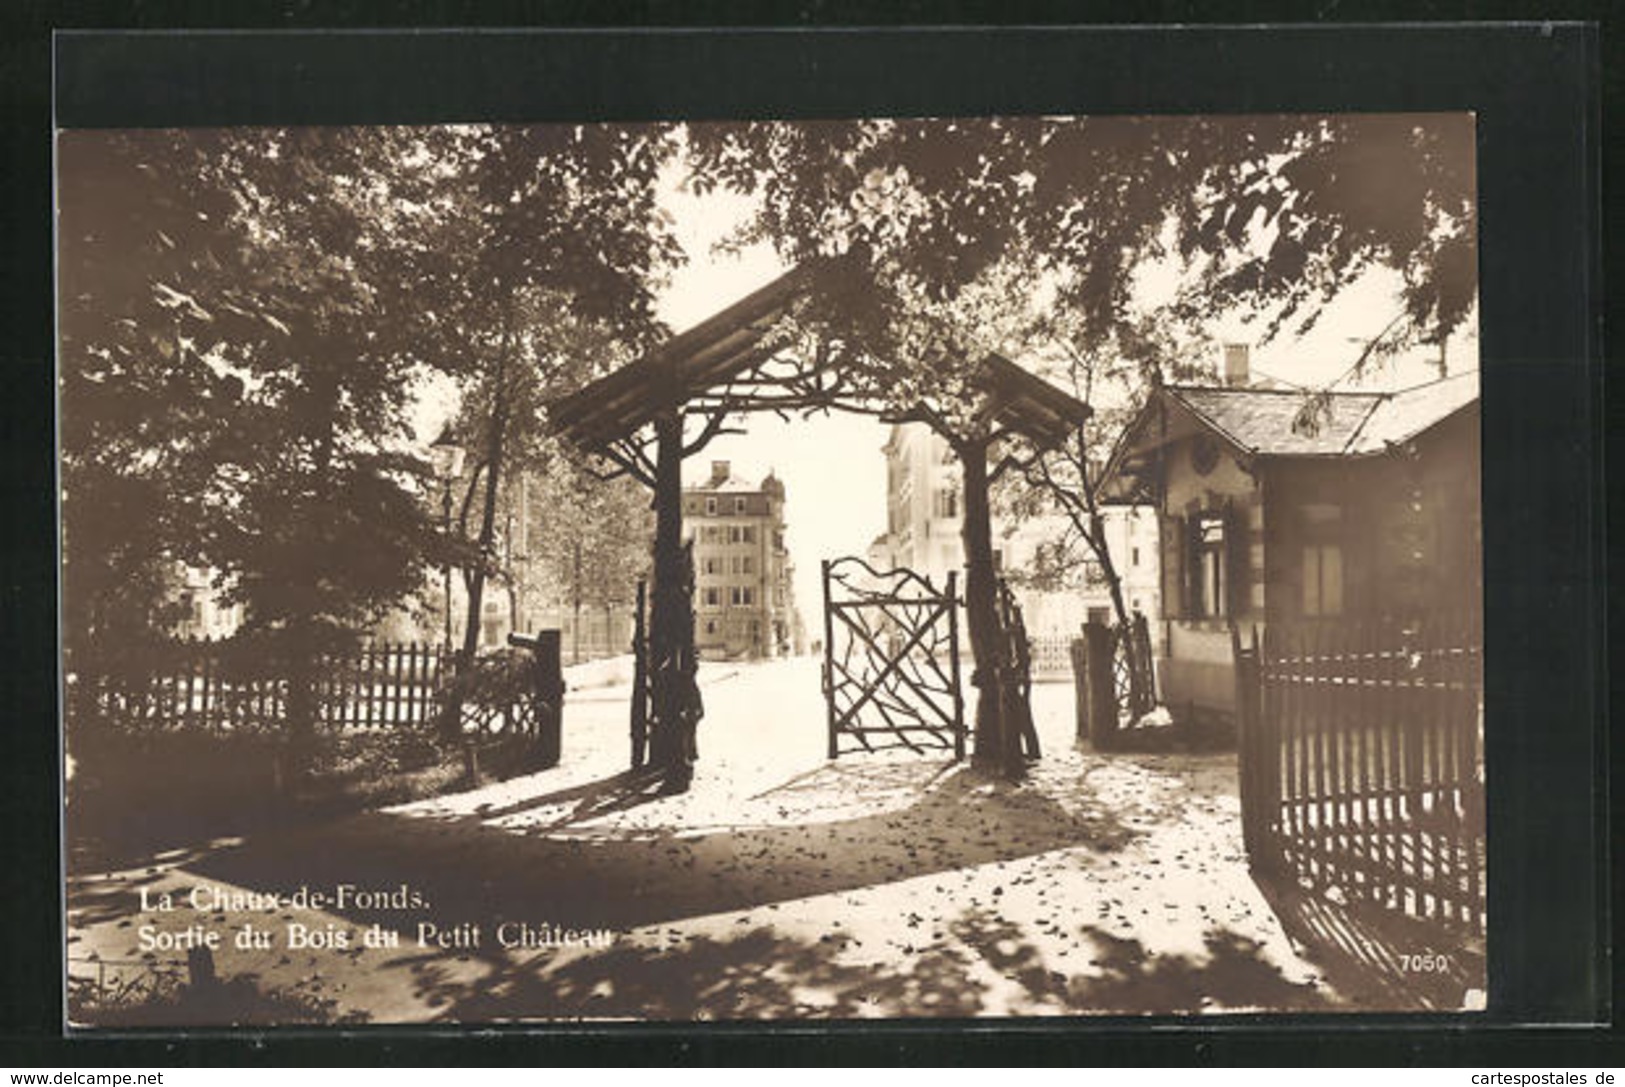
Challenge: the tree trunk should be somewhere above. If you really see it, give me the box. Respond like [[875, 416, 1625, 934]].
[[647, 409, 701, 792], [446, 327, 513, 740], [1088, 507, 1133, 630], [572, 539, 583, 664], [959, 436, 1022, 777], [286, 370, 340, 781]]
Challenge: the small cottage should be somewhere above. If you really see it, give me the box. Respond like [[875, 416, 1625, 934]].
[[1101, 366, 1481, 725]]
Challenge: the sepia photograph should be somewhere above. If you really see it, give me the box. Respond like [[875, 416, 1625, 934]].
[[58, 109, 1489, 1026]]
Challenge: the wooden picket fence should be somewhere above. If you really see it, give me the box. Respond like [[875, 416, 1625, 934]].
[[78, 639, 526, 734], [1027, 634, 1074, 681], [1234, 612, 1485, 934]]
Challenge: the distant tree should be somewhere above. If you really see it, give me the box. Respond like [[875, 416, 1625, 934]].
[[995, 310, 1212, 633], [524, 454, 653, 663]]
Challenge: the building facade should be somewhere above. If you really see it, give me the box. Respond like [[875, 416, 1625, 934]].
[[683, 460, 798, 660], [878, 422, 1159, 638], [1101, 368, 1481, 725]]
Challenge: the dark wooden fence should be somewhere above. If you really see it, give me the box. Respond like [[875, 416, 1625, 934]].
[[79, 638, 548, 738], [1234, 613, 1484, 934]]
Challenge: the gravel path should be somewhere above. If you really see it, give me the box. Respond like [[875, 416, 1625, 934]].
[[67, 656, 1404, 1024]]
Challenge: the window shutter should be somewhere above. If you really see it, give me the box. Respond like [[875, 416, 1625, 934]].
[[1187, 514, 1205, 616], [1160, 513, 1184, 619], [1226, 501, 1250, 619]]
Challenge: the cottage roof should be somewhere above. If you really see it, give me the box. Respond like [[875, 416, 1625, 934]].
[[1166, 371, 1477, 459], [1344, 370, 1480, 453], [1167, 385, 1386, 457], [1101, 370, 1479, 498]]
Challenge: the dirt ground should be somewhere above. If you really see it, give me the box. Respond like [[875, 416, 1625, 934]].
[[65, 655, 1469, 1024]]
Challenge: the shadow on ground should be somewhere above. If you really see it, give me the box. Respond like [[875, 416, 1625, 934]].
[[383, 904, 1331, 1021], [1254, 874, 1484, 1011], [175, 760, 1136, 937], [67, 754, 1430, 1019]]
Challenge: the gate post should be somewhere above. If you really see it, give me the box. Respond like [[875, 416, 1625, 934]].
[[1083, 620, 1117, 749], [820, 559, 838, 760], [1069, 635, 1090, 748], [1231, 622, 1275, 872], [533, 629, 564, 769], [946, 570, 965, 762], [630, 579, 648, 770], [1222, 623, 1261, 857], [510, 630, 564, 769]]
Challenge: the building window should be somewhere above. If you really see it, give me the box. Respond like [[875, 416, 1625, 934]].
[[704, 619, 717, 636], [730, 586, 754, 607], [735, 497, 746, 514], [934, 486, 959, 519], [705, 497, 717, 516], [1300, 504, 1344, 617], [703, 587, 720, 608], [1191, 512, 1227, 618], [1131, 546, 1141, 568], [1302, 545, 1345, 617]]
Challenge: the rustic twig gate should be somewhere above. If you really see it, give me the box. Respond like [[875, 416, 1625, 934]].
[[821, 557, 965, 759], [1234, 613, 1485, 934]]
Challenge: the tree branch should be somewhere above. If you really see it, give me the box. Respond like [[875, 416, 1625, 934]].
[[681, 409, 745, 457], [593, 444, 656, 489]]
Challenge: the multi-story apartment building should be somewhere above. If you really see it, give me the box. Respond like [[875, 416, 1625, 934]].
[[879, 423, 1160, 636], [683, 461, 797, 660]]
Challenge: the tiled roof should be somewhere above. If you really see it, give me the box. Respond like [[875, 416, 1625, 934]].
[[1166, 371, 1477, 458], [1344, 371, 1480, 453], [686, 476, 760, 493]]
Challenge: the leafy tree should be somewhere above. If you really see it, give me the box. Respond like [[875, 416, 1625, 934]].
[[523, 454, 653, 663], [689, 113, 1474, 357], [684, 113, 1475, 772], [399, 126, 682, 734], [57, 130, 247, 671], [59, 127, 451, 774]]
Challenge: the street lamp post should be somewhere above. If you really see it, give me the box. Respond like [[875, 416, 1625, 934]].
[[430, 430, 466, 657]]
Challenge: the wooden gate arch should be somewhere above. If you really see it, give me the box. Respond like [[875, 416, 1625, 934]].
[[820, 557, 966, 759]]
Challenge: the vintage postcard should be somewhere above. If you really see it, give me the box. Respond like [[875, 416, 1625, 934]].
[[59, 84, 1491, 1025]]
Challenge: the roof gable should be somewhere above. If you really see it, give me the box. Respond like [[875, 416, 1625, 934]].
[[1100, 371, 1480, 499], [1167, 371, 1478, 459], [1168, 385, 1385, 457]]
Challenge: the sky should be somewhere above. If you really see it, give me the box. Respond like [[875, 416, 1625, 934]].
[[648, 155, 1479, 623], [413, 124, 1481, 623], [654, 176, 888, 619]]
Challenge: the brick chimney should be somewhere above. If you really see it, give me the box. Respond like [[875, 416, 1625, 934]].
[[1223, 343, 1250, 387], [709, 460, 731, 486]]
